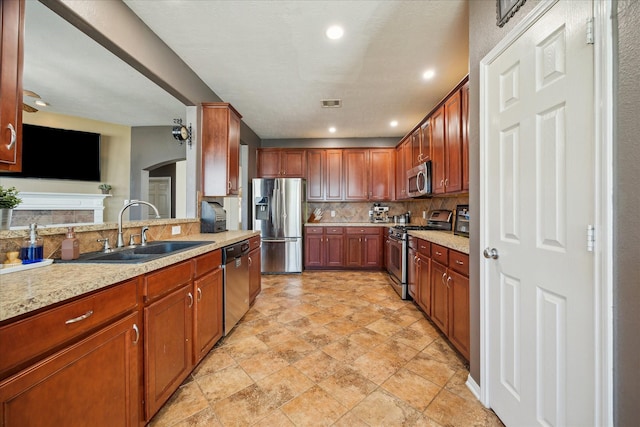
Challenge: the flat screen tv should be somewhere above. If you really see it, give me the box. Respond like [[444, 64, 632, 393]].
[[0, 124, 101, 182]]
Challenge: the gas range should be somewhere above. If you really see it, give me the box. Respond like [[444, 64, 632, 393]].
[[388, 210, 453, 240]]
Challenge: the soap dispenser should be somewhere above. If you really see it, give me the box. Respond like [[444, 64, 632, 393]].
[[61, 226, 80, 260], [20, 223, 44, 264]]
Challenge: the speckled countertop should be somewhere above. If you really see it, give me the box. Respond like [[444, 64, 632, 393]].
[[305, 222, 392, 227], [0, 230, 258, 323], [408, 230, 470, 254]]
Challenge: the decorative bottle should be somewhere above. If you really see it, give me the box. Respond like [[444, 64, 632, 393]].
[[61, 226, 80, 260], [20, 223, 44, 264]]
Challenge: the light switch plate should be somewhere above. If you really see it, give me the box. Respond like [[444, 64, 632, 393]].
[[171, 225, 181, 235], [331, 210, 336, 217]]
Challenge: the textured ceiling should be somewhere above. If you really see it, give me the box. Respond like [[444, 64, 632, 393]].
[[23, 0, 469, 140]]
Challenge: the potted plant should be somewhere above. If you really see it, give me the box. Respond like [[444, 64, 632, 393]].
[[0, 186, 22, 230], [98, 183, 112, 194]]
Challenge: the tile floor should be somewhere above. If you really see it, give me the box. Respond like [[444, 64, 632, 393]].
[[148, 271, 504, 427]]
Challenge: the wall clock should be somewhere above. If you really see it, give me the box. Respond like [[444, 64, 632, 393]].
[[171, 119, 192, 146]]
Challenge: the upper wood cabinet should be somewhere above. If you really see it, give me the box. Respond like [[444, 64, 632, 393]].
[[395, 140, 408, 200], [462, 81, 470, 191], [431, 86, 463, 195], [344, 148, 394, 201], [257, 148, 306, 178], [306, 149, 343, 201], [0, 0, 24, 172], [201, 103, 242, 196]]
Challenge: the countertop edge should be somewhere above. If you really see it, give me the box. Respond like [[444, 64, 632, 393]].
[[407, 230, 470, 254]]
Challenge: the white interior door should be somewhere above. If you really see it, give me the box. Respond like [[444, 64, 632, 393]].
[[481, 1, 595, 425], [148, 177, 171, 219]]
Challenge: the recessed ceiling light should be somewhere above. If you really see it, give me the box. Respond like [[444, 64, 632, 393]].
[[329, 127, 336, 133], [34, 100, 48, 107], [390, 120, 398, 127], [326, 25, 344, 40], [422, 69, 435, 80]]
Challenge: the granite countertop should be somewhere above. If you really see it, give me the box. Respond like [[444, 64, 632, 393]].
[[305, 222, 393, 227], [0, 230, 259, 323], [408, 230, 470, 254]]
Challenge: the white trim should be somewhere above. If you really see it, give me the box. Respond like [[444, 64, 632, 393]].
[[478, 1, 613, 424], [593, 0, 614, 424], [14, 192, 109, 223], [466, 373, 481, 401]]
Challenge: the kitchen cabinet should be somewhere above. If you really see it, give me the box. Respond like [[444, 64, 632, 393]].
[[413, 239, 432, 315], [248, 235, 262, 304], [0, 0, 24, 172], [431, 88, 463, 194], [0, 278, 141, 426], [257, 148, 306, 178], [193, 250, 223, 364], [395, 139, 409, 201], [344, 227, 383, 269], [461, 80, 469, 191], [344, 148, 394, 201], [428, 243, 470, 360], [410, 124, 431, 168], [407, 237, 418, 299], [306, 149, 343, 201], [201, 102, 242, 196], [143, 261, 193, 419], [304, 226, 344, 269]]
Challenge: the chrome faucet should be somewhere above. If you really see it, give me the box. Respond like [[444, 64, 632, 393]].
[[117, 200, 160, 248]]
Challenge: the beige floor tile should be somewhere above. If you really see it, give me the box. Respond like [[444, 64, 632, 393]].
[[321, 337, 368, 363], [365, 316, 406, 337], [349, 389, 434, 426], [381, 368, 442, 411], [405, 351, 457, 387], [191, 349, 236, 378], [318, 366, 378, 409], [212, 384, 278, 427], [424, 388, 505, 427], [280, 385, 348, 426], [268, 335, 317, 363], [148, 382, 210, 427], [251, 409, 296, 426], [196, 365, 255, 403], [221, 335, 271, 361], [300, 325, 339, 348], [257, 365, 315, 407], [323, 318, 362, 336], [293, 350, 343, 382], [347, 327, 389, 349], [375, 338, 421, 363], [445, 368, 479, 402], [351, 350, 403, 385], [237, 349, 291, 381], [170, 407, 222, 427]]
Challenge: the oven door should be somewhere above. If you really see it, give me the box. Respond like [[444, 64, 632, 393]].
[[385, 235, 406, 298]]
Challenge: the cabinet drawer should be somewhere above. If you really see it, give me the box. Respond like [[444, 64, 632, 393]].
[[417, 239, 431, 257], [431, 244, 449, 266], [325, 227, 344, 235], [193, 250, 222, 278], [449, 250, 469, 276], [306, 227, 323, 235], [144, 260, 192, 301], [249, 236, 261, 250], [0, 278, 139, 379], [345, 227, 380, 235]]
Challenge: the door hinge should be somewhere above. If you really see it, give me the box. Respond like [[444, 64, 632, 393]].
[[587, 225, 595, 252], [586, 17, 595, 45]]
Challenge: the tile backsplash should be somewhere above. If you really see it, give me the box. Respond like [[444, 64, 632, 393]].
[[308, 196, 469, 225]]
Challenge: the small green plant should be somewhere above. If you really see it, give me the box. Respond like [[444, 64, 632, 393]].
[[0, 186, 22, 209], [98, 183, 112, 192]]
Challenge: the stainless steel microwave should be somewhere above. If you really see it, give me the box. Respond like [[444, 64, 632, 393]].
[[407, 160, 432, 198]]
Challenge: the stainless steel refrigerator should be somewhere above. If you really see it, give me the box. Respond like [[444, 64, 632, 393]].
[[252, 178, 306, 273]]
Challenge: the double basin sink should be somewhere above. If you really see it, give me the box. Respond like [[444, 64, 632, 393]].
[[57, 241, 212, 264]]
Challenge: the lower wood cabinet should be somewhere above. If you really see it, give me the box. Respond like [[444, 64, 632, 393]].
[[248, 236, 262, 304], [193, 266, 223, 364], [0, 312, 141, 427], [304, 226, 345, 269], [305, 226, 383, 270]]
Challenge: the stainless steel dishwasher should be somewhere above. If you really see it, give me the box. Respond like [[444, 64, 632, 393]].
[[222, 240, 250, 335]]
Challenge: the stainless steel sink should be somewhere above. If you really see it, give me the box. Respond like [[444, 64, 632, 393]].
[[57, 241, 212, 264]]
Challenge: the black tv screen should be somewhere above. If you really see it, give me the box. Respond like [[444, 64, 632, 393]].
[[0, 124, 101, 182]]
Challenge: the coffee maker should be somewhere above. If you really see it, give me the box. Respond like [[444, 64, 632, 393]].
[[369, 204, 390, 223]]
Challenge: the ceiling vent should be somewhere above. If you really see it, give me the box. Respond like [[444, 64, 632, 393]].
[[321, 99, 342, 108]]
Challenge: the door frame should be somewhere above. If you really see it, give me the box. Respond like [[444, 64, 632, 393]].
[[477, 0, 614, 425]]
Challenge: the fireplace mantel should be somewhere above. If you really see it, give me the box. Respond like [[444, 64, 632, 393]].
[[14, 192, 109, 224]]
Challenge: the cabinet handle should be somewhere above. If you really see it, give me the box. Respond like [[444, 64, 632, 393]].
[[455, 260, 464, 265], [359, 238, 362, 242], [435, 251, 442, 256], [197, 287, 202, 302], [440, 179, 444, 186], [132, 324, 140, 344], [445, 178, 449, 187], [228, 181, 232, 190], [248, 256, 252, 267], [447, 276, 452, 289], [6, 123, 16, 149], [65, 310, 94, 325], [187, 292, 194, 308], [441, 272, 447, 285]]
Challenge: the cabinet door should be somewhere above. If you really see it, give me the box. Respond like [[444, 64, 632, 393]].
[[304, 234, 324, 268], [228, 110, 241, 194], [395, 143, 406, 201], [0, 313, 140, 427], [325, 149, 343, 200], [306, 149, 324, 200], [407, 246, 418, 300], [430, 106, 446, 194], [444, 89, 462, 193], [144, 284, 193, 418], [257, 149, 282, 178], [417, 257, 431, 315], [282, 149, 306, 177], [420, 120, 432, 163], [344, 235, 363, 267], [410, 128, 422, 167], [448, 269, 470, 360], [369, 149, 394, 201], [249, 247, 262, 303], [194, 268, 223, 364], [363, 233, 382, 268], [0, 0, 24, 171], [344, 149, 368, 200], [430, 261, 448, 332], [461, 81, 470, 191], [325, 234, 344, 267]]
